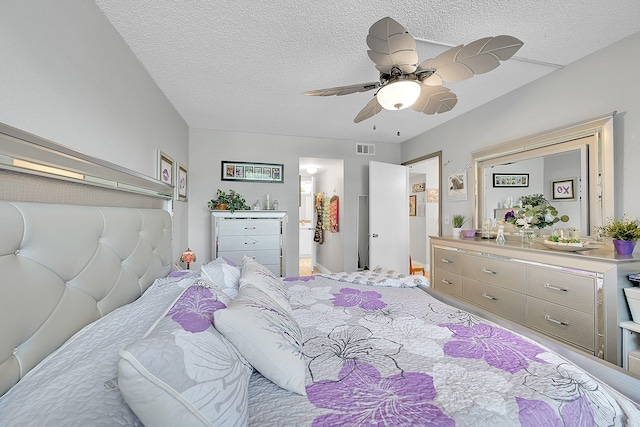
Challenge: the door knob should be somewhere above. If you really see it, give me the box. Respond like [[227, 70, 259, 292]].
[[372, 233, 379, 238]]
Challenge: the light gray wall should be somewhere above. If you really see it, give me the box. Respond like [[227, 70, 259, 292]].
[[314, 161, 345, 272], [0, 1, 189, 262], [402, 31, 640, 230], [188, 128, 401, 276]]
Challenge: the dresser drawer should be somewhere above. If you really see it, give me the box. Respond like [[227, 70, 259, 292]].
[[433, 248, 462, 274], [218, 219, 280, 236], [461, 255, 526, 293], [218, 234, 280, 251], [526, 267, 595, 314], [433, 268, 463, 298], [526, 297, 594, 351], [629, 351, 640, 376], [463, 277, 526, 323]]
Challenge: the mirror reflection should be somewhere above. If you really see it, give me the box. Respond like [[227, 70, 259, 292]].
[[484, 149, 587, 234], [472, 114, 615, 237]]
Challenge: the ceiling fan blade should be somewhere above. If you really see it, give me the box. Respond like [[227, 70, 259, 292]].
[[411, 85, 458, 115], [481, 35, 524, 61], [304, 82, 380, 97], [417, 35, 523, 83], [366, 17, 418, 74], [354, 97, 382, 123]]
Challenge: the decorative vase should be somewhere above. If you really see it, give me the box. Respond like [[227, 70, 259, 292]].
[[613, 239, 636, 255], [521, 229, 534, 246], [216, 203, 228, 210], [452, 227, 462, 238]]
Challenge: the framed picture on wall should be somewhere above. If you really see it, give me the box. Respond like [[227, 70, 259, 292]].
[[176, 163, 188, 201], [493, 173, 529, 187], [427, 188, 439, 203], [157, 151, 174, 186], [552, 178, 576, 200], [412, 182, 425, 193], [448, 171, 468, 202], [409, 195, 416, 216], [221, 161, 284, 183]]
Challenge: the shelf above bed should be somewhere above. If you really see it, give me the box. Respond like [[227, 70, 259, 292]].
[[0, 122, 173, 200]]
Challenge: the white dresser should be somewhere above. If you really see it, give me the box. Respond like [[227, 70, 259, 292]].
[[211, 211, 287, 276], [430, 236, 640, 366]]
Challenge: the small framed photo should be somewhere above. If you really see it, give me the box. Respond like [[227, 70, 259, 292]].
[[412, 182, 425, 193], [221, 161, 284, 183], [448, 171, 468, 202], [409, 195, 416, 216], [493, 173, 529, 187], [427, 188, 439, 203], [552, 178, 576, 200], [157, 151, 174, 186], [176, 163, 188, 201]]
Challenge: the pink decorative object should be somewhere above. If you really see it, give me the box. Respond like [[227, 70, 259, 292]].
[[461, 229, 476, 238]]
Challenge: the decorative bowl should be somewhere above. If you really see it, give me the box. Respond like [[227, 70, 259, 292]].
[[540, 239, 600, 252], [461, 229, 477, 238]]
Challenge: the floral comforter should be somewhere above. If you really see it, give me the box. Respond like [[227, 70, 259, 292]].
[[247, 274, 640, 426]]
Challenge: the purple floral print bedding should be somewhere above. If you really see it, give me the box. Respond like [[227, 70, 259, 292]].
[[247, 274, 640, 426]]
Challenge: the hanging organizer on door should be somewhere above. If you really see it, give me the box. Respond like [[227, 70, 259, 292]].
[[330, 195, 339, 232]]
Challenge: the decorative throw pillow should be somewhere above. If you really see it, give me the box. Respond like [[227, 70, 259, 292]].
[[201, 257, 241, 299], [239, 256, 291, 311], [118, 283, 252, 427], [214, 285, 306, 395]]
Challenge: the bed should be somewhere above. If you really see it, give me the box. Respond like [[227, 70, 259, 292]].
[[1, 206, 639, 427]]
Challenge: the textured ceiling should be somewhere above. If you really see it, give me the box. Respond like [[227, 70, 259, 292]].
[[95, 1, 640, 143]]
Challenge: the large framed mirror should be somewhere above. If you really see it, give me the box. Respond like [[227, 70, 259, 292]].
[[472, 113, 615, 237]]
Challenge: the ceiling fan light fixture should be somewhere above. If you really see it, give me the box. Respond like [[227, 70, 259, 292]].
[[376, 80, 421, 110]]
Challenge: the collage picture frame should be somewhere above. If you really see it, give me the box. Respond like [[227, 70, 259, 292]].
[[221, 161, 284, 183]]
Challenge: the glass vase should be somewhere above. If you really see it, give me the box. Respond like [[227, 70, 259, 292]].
[[521, 229, 534, 246]]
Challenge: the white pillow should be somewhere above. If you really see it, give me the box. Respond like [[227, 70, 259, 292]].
[[239, 256, 291, 311], [118, 282, 252, 427], [201, 257, 241, 299], [214, 285, 306, 395]]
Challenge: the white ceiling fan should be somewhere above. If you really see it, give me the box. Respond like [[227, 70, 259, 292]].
[[305, 17, 523, 123]]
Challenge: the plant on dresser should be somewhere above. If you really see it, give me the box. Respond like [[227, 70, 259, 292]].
[[504, 193, 569, 229], [207, 189, 250, 213], [597, 214, 640, 254]]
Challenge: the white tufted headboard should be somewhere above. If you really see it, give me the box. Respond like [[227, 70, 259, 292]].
[[0, 201, 172, 396]]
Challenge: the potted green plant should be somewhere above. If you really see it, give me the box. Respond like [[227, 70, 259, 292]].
[[207, 189, 250, 213], [505, 193, 570, 230], [452, 214, 466, 237], [597, 214, 640, 254]]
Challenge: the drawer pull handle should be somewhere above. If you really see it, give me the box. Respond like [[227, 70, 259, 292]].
[[545, 315, 568, 326], [441, 279, 453, 285], [244, 226, 257, 230], [545, 283, 568, 292], [481, 293, 497, 301], [244, 242, 257, 245], [481, 268, 496, 275], [441, 258, 452, 264]]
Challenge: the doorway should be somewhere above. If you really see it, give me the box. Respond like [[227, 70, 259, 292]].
[[404, 152, 441, 274], [298, 157, 344, 275], [299, 175, 314, 275]]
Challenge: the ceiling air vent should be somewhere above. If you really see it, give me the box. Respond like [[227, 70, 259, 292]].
[[356, 143, 375, 155]]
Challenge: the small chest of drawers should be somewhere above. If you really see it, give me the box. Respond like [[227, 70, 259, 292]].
[[211, 211, 286, 276]]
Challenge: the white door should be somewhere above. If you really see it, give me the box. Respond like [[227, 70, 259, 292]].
[[369, 161, 409, 274]]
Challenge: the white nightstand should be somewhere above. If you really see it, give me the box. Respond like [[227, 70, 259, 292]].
[[620, 321, 640, 375]]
